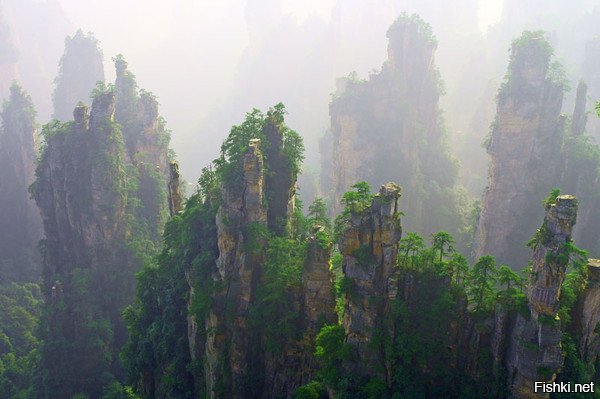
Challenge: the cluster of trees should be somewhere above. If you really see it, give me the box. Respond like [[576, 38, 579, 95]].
[[294, 184, 592, 399]]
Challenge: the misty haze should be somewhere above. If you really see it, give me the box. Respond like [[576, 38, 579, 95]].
[[2, 1, 600, 398]]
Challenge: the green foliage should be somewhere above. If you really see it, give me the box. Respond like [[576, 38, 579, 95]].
[[293, 381, 327, 399], [398, 232, 425, 269], [123, 188, 218, 398], [430, 231, 455, 262], [341, 182, 373, 214], [0, 283, 41, 398], [387, 13, 437, 47], [543, 188, 562, 208], [250, 236, 308, 354], [101, 382, 139, 399], [308, 197, 331, 231], [214, 103, 304, 191], [315, 325, 352, 389], [498, 31, 562, 105], [468, 256, 498, 315], [335, 182, 374, 240]]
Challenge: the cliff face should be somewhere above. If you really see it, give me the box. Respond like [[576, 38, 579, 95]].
[[173, 109, 331, 398], [328, 14, 460, 237], [114, 55, 170, 239], [497, 195, 578, 398], [0, 84, 42, 282], [339, 183, 402, 384], [33, 92, 133, 398], [33, 79, 173, 398], [577, 259, 600, 365], [475, 32, 566, 268], [203, 138, 268, 397]]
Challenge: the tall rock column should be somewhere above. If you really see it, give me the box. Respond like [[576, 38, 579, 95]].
[[303, 230, 337, 330], [328, 14, 459, 236], [339, 183, 402, 384], [204, 138, 267, 398], [52, 30, 104, 121], [475, 32, 566, 268], [504, 195, 578, 398], [33, 90, 139, 399], [0, 83, 42, 282], [114, 55, 170, 239]]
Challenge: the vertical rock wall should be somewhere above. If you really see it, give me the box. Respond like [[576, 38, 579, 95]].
[[0, 84, 42, 282], [503, 195, 578, 398], [204, 138, 267, 398], [339, 183, 402, 384], [33, 92, 133, 399], [577, 259, 600, 364], [328, 14, 459, 236], [475, 32, 566, 268]]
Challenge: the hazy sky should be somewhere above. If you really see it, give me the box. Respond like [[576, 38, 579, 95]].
[[25, 1, 506, 182]]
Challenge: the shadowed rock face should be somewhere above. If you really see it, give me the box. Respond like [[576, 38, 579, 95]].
[[203, 138, 267, 398], [168, 160, 182, 216], [328, 15, 459, 237], [0, 84, 42, 282], [500, 195, 578, 399], [339, 183, 402, 383], [194, 137, 335, 398], [114, 56, 170, 239], [577, 259, 600, 364], [33, 92, 135, 399], [475, 33, 565, 269]]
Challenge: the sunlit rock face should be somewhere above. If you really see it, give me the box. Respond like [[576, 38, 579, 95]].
[[328, 14, 460, 237], [0, 84, 42, 282], [339, 183, 402, 383], [501, 195, 578, 399], [474, 32, 565, 269]]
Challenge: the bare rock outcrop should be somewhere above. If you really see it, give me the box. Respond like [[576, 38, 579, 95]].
[[168, 160, 182, 216]]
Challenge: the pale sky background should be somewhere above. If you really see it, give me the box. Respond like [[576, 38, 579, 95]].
[[49, 0, 504, 180]]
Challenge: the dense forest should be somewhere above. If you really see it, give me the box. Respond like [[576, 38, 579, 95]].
[[5, 2, 600, 399]]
